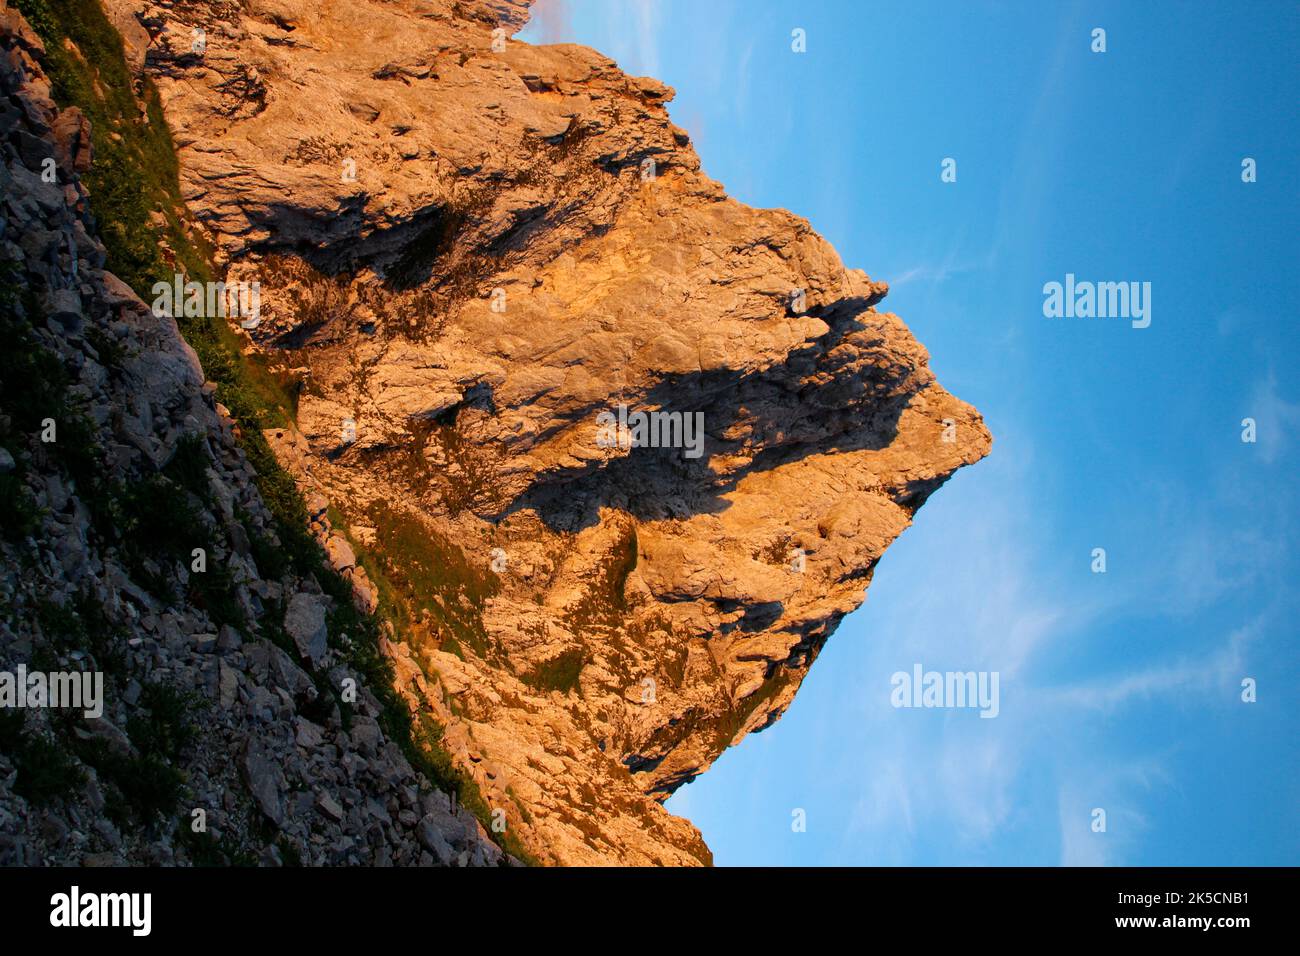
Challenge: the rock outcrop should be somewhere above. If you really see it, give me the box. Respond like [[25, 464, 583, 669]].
[[0, 3, 511, 867], [5, 0, 989, 866]]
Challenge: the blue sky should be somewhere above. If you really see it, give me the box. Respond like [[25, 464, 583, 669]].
[[521, 1, 1299, 865]]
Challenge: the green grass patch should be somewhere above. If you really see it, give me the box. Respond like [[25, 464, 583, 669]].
[[365, 501, 497, 658], [0, 710, 86, 805], [71, 681, 199, 831], [562, 525, 638, 634], [14, 0, 208, 289], [520, 647, 586, 695]]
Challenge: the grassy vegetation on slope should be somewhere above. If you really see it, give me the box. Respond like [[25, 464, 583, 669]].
[[11, 0, 536, 864]]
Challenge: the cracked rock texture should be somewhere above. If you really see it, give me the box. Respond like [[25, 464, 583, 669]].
[[99, 0, 985, 865], [0, 3, 509, 867]]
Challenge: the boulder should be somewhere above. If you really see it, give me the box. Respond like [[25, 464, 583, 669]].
[[284, 592, 327, 664], [241, 739, 287, 827]]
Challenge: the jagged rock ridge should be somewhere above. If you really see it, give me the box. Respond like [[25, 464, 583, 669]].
[[25, 0, 989, 865]]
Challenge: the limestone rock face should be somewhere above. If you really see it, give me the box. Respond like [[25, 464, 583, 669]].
[[103, 0, 991, 864], [0, 3, 508, 868]]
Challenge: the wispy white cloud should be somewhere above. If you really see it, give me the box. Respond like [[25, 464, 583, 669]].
[[1248, 368, 1300, 465], [524, 0, 573, 44], [733, 40, 755, 117], [1057, 786, 1109, 866], [888, 248, 997, 290], [523, 0, 662, 77], [834, 433, 1081, 857], [1057, 758, 1170, 866], [629, 0, 662, 77], [1048, 620, 1258, 712], [848, 758, 916, 836], [833, 413, 1283, 861]]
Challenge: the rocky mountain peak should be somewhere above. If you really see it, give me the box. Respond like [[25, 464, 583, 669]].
[[3, 0, 988, 866]]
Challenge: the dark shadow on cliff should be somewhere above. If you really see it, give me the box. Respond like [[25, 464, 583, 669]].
[[493, 293, 919, 534]]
